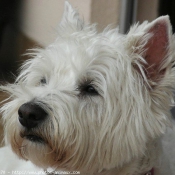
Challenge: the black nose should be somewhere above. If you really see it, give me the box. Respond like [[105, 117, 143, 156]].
[[18, 102, 47, 129]]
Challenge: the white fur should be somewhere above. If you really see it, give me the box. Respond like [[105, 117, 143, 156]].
[[0, 146, 45, 174], [1, 2, 175, 175]]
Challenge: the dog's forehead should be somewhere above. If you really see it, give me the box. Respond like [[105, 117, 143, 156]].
[[47, 32, 124, 72], [28, 31, 126, 89]]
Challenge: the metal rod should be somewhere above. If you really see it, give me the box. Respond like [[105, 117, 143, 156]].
[[119, 0, 138, 34]]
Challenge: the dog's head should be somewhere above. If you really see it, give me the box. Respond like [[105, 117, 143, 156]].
[[1, 2, 175, 173]]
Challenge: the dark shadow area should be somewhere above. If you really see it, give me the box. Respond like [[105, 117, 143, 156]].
[[0, 0, 23, 82], [159, 0, 175, 118], [159, 0, 175, 33]]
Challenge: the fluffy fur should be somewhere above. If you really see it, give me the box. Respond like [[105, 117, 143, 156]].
[[1, 2, 175, 175]]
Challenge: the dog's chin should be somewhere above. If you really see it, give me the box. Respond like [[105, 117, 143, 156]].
[[20, 132, 45, 144], [10, 131, 55, 169]]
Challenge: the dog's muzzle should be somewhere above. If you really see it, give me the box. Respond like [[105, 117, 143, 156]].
[[18, 102, 47, 129]]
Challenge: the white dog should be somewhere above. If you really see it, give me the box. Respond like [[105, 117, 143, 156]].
[[1, 2, 175, 175]]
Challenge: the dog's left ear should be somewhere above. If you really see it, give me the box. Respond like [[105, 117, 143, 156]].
[[129, 16, 173, 84], [59, 1, 84, 32]]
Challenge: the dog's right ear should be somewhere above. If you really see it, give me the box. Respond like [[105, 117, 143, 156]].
[[127, 16, 174, 86], [59, 1, 84, 32]]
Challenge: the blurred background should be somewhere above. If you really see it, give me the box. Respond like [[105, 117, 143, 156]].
[[0, 0, 174, 146]]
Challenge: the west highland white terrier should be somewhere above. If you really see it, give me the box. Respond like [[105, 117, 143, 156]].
[[1, 2, 175, 175]]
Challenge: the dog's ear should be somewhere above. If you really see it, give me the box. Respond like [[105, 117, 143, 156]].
[[59, 1, 84, 31], [129, 16, 173, 85]]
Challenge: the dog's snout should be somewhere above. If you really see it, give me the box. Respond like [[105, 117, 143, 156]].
[[18, 102, 47, 129]]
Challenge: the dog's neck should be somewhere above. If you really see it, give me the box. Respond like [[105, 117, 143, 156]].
[[46, 140, 160, 175], [98, 168, 154, 175], [97, 140, 160, 175], [97, 162, 154, 175]]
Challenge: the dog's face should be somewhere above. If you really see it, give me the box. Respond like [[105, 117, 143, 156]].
[[1, 2, 175, 173]]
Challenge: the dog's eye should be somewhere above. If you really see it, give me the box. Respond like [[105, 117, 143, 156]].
[[80, 85, 99, 96], [40, 78, 47, 85]]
